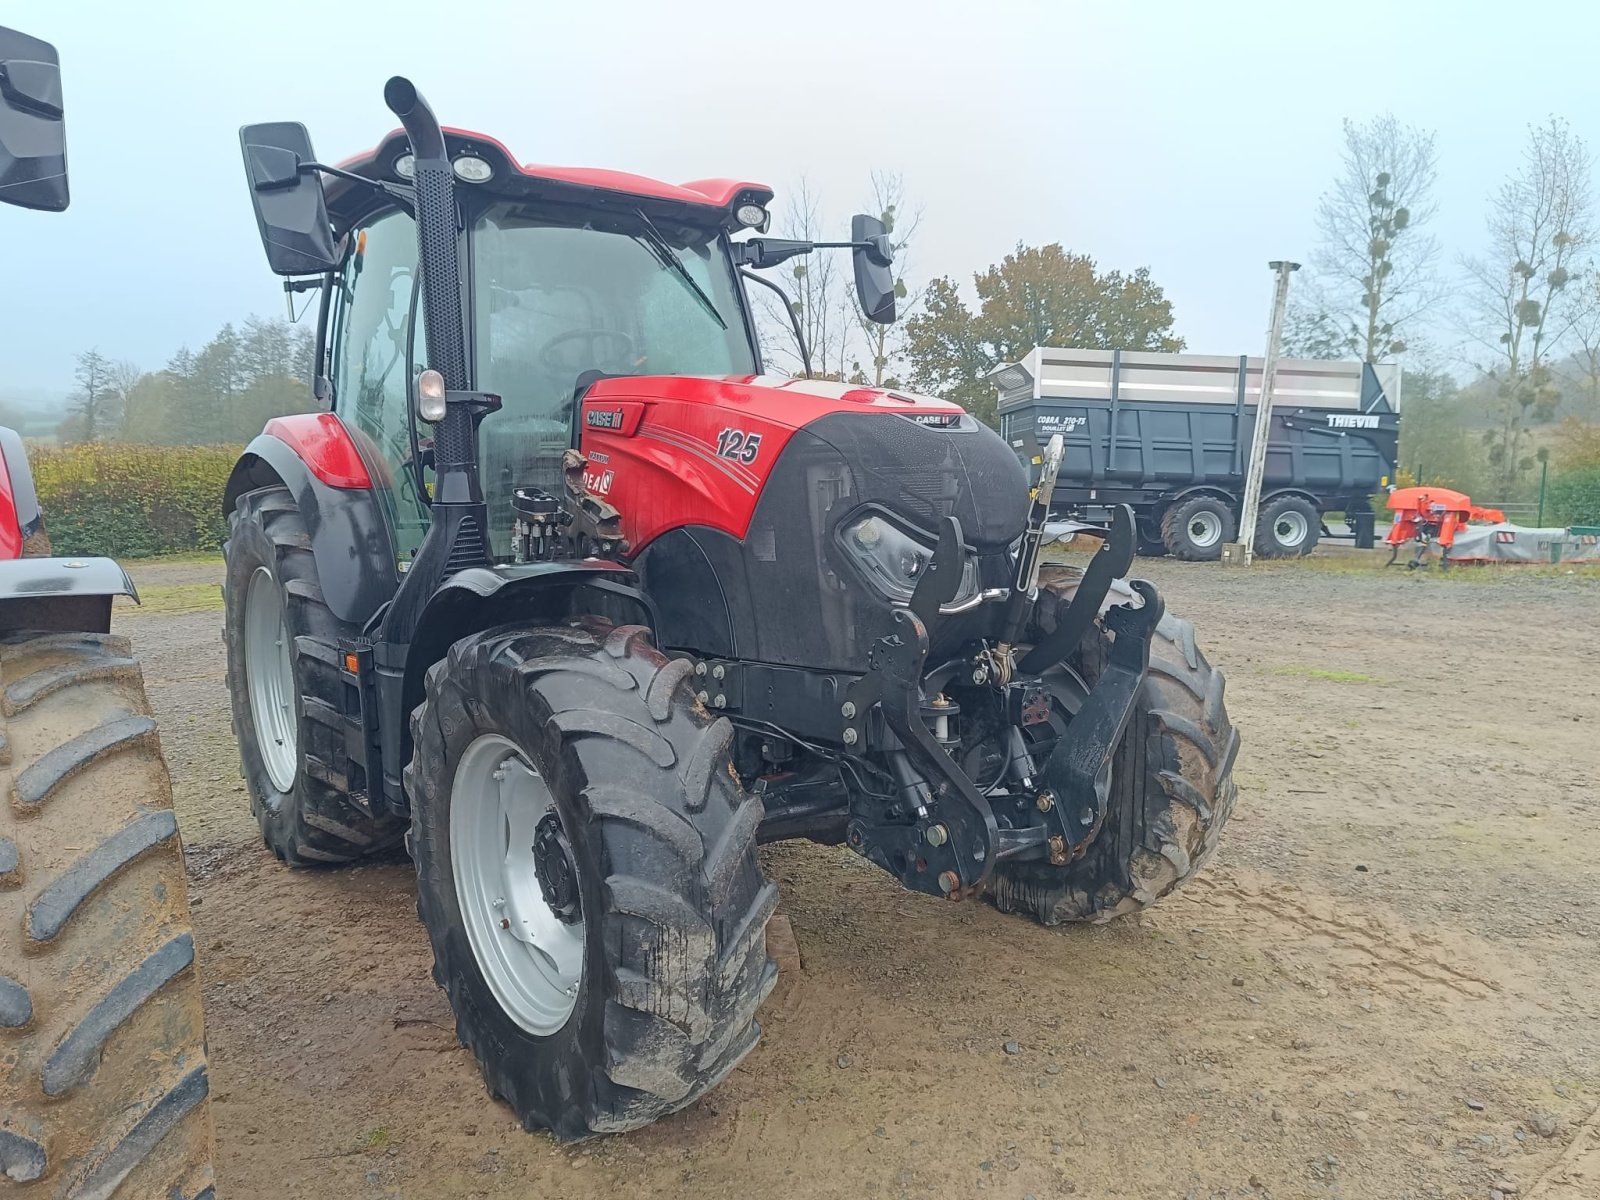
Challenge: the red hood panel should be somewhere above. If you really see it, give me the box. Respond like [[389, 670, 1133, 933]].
[[577, 375, 965, 552]]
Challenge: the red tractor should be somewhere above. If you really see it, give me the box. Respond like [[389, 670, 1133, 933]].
[[226, 78, 1238, 1139], [0, 28, 216, 1197]]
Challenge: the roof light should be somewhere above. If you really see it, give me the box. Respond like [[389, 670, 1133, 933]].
[[416, 369, 447, 423], [452, 155, 493, 183], [393, 153, 415, 179], [734, 202, 769, 230]]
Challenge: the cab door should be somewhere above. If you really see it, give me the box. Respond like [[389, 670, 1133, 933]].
[[327, 208, 431, 564]]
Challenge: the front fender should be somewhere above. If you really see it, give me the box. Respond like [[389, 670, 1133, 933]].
[[223, 431, 399, 627]]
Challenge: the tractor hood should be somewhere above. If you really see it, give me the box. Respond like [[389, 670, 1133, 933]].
[[581, 373, 967, 431]]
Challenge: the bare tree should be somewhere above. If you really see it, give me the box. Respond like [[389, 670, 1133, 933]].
[[1559, 269, 1600, 416], [68, 349, 124, 442], [1290, 114, 1443, 361], [1461, 117, 1594, 495], [848, 172, 922, 387]]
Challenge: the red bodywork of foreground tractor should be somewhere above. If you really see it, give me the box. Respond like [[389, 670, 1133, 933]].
[[1385, 486, 1505, 554], [264, 377, 965, 557]]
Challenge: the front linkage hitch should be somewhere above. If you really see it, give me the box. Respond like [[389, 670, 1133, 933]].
[[841, 499, 1164, 900]]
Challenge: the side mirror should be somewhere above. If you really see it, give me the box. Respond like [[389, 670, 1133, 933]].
[[0, 27, 68, 212], [852, 214, 896, 325], [239, 121, 339, 275]]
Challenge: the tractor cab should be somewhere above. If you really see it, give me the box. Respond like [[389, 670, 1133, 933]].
[[243, 119, 894, 565]]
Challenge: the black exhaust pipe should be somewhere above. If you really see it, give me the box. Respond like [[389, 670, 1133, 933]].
[[378, 78, 490, 640]]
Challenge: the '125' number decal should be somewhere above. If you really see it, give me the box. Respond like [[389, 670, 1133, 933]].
[[716, 428, 763, 464]]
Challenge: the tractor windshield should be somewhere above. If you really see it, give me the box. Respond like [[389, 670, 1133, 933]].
[[473, 202, 756, 551]]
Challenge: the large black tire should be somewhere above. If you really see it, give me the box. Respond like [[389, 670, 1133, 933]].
[[407, 620, 777, 1139], [0, 632, 216, 1197], [224, 486, 405, 865], [1255, 493, 1321, 558], [986, 564, 1239, 925], [1160, 494, 1237, 561]]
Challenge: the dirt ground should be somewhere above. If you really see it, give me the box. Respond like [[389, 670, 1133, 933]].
[[118, 554, 1600, 1200]]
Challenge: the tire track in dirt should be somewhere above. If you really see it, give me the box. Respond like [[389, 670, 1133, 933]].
[[1525, 1104, 1600, 1198], [1185, 869, 1504, 1001]]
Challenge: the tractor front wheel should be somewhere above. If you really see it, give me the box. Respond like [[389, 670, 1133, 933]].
[[406, 620, 777, 1138], [985, 564, 1239, 924]]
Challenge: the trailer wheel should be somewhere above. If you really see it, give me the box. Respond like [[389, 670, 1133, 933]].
[[224, 486, 406, 866], [0, 631, 216, 1197], [1255, 494, 1320, 558], [406, 620, 777, 1138], [1160, 495, 1236, 560], [985, 564, 1239, 924]]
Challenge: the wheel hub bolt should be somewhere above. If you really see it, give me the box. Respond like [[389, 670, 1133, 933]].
[[712, 664, 725, 681], [842, 728, 858, 746], [937, 870, 959, 894], [697, 690, 710, 704], [840, 701, 856, 719], [924, 824, 949, 847]]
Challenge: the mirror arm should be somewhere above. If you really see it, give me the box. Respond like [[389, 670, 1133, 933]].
[[298, 161, 416, 215]]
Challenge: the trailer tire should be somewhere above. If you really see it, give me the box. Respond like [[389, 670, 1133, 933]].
[[0, 631, 216, 1197], [224, 485, 406, 866], [1161, 495, 1236, 560], [985, 564, 1239, 924], [1255, 494, 1320, 558], [407, 619, 777, 1139]]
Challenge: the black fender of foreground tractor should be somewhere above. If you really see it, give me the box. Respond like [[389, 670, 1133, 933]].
[[224, 432, 400, 628], [0, 556, 137, 633]]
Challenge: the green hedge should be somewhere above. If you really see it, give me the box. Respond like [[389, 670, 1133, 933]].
[[30, 443, 242, 558], [1548, 466, 1600, 527]]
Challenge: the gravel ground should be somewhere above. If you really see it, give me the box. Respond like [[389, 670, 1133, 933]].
[[118, 554, 1600, 1200]]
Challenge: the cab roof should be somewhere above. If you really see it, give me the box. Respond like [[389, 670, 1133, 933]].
[[328, 127, 773, 229]]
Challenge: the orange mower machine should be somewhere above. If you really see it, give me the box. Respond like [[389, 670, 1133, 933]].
[[1384, 486, 1505, 568]]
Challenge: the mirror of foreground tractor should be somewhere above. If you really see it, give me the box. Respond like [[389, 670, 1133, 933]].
[[220, 73, 1239, 1140], [0, 27, 220, 1198]]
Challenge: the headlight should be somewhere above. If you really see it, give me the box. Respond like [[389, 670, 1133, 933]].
[[839, 512, 978, 605]]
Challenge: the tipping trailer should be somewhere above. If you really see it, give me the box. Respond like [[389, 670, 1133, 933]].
[[993, 347, 1401, 559]]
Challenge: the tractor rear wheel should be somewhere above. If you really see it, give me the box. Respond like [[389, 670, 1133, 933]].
[[985, 564, 1239, 924], [0, 631, 215, 1197], [406, 619, 777, 1138], [223, 485, 406, 865]]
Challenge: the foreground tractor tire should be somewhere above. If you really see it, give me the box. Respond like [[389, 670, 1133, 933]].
[[1160, 494, 1236, 561], [986, 564, 1239, 925], [0, 632, 216, 1197], [407, 620, 777, 1138], [224, 486, 405, 865], [1255, 494, 1320, 558]]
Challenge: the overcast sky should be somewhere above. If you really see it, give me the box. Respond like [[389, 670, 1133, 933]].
[[4, 0, 1598, 398]]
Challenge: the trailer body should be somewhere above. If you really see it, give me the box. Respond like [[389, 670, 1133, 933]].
[[995, 347, 1400, 556]]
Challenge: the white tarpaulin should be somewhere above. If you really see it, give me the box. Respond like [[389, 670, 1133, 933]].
[[1445, 523, 1600, 564]]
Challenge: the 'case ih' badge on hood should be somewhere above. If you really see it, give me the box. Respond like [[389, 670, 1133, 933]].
[[586, 409, 626, 430]]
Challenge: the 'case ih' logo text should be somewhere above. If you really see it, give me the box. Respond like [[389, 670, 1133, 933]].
[[1327, 414, 1380, 429], [905, 412, 961, 427], [586, 409, 626, 429]]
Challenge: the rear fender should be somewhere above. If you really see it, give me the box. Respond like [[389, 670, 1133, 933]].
[[223, 428, 399, 627], [0, 556, 137, 634]]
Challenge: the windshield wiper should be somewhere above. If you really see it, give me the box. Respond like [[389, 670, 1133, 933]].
[[631, 209, 727, 330]]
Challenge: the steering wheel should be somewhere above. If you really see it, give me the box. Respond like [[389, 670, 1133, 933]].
[[539, 328, 641, 375]]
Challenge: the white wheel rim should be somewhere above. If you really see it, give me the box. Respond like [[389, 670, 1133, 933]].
[[1274, 510, 1309, 547], [451, 734, 584, 1035], [243, 566, 298, 792], [1187, 510, 1223, 549]]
